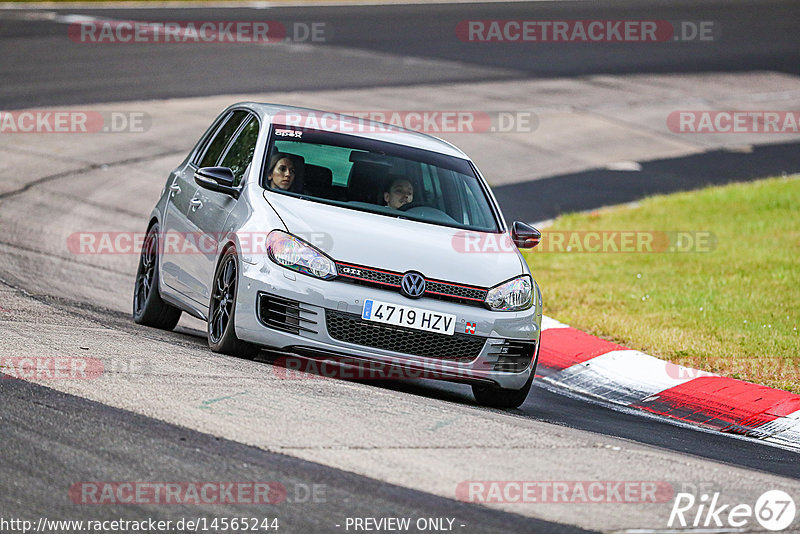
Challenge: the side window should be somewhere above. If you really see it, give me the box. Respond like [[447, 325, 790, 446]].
[[197, 110, 249, 168], [219, 117, 260, 187]]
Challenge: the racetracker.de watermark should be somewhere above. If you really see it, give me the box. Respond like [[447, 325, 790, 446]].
[[456, 20, 718, 42], [68, 20, 329, 44], [0, 357, 104, 380], [67, 231, 332, 255], [0, 111, 150, 134], [452, 230, 716, 254], [273, 110, 537, 134], [664, 358, 799, 381], [271, 356, 499, 381], [667, 111, 800, 134], [68, 482, 320, 505], [67, 230, 716, 255], [456, 481, 674, 503]]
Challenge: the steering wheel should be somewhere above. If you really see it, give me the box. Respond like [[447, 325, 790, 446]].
[[398, 202, 423, 212]]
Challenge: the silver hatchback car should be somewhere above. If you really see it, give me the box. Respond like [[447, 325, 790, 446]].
[[133, 103, 542, 408]]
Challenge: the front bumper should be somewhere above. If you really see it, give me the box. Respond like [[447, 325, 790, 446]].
[[235, 259, 541, 390]]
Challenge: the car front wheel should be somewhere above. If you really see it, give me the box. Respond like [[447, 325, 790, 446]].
[[472, 342, 539, 409], [208, 247, 260, 358], [472, 372, 534, 409]]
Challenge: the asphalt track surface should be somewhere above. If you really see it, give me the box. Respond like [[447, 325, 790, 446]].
[[1, 0, 799, 108], [2, 1, 800, 532], [1, 375, 590, 534]]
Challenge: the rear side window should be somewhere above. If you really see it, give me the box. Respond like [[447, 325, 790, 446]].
[[219, 117, 260, 186], [197, 110, 250, 168]]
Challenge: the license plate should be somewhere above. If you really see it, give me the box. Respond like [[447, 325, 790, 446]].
[[361, 299, 456, 336]]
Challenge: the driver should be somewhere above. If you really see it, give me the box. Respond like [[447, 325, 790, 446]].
[[267, 152, 301, 191], [383, 177, 414, 210]]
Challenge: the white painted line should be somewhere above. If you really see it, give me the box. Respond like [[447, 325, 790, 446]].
[[543, 349, 711, 406], [538, 314, 799, 450], [535, 378, 800, 454], [761, 409, 800, 447], [604, 160, 643, 171], [540, 315, 569, 331], [42, 12, 516, 77]]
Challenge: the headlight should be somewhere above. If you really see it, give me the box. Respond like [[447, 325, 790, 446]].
[[266, 230, 337, 280], [485, 275, 533, 311]]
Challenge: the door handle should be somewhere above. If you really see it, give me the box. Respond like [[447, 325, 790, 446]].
[[190, 198, 203, 211], [169, 183, 181, 196]]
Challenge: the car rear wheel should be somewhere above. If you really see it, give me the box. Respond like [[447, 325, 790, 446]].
[[208, 248, 260, 358], [133, 223, 182, 330]]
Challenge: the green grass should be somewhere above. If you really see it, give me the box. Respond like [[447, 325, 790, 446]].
[[523, 175, 800, 393]]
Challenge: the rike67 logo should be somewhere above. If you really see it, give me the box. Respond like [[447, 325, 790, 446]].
[[669, 490, 796, 531]]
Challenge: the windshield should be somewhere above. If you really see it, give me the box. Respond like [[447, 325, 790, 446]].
[[261, 126, 500, 232]]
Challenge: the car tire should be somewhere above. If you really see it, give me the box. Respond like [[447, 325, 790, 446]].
[[472, 340, 540, 409], [472, 374, 534, 409], [133, 223, 182, 330], [207, 247, 260, 358]]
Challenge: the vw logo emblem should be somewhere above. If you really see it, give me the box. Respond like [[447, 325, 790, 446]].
[[400, 272, 426, 299]]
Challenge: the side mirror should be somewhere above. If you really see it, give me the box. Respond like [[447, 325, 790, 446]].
[[194, 167, 240, 198], [511, 221, 541, 249]]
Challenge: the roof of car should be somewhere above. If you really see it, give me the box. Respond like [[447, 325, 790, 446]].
[[236, 102, 470, 160]]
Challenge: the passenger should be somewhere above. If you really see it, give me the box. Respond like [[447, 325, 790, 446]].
[[267, 153, 298, 191], [383, 177, 414, 209]]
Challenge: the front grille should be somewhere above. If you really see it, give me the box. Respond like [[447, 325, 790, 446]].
[[335, 261, 488, 307], [339, 265, 402, 287], [426, 280, 486, 301], [487, 340, 537, 372], [257, 292, 319, 335], [326, 311, 486, 362]]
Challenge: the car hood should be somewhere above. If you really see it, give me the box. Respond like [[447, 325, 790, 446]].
[[264, 192, 526, 288]]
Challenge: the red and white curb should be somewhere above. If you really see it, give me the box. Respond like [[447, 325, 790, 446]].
[[538, 316, 800, 451]]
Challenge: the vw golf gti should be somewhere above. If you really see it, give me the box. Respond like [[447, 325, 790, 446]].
[[133, 103, 542, 408]]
